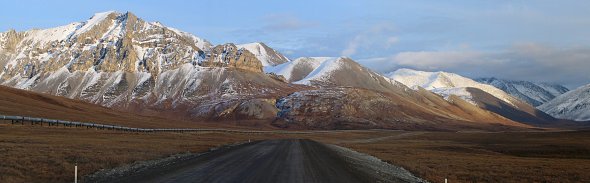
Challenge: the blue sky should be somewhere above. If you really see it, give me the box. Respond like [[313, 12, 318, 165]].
[[1, 0, 589, 88]]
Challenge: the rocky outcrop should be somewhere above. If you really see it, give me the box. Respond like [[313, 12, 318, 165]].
[[201, 43, 263, 73]]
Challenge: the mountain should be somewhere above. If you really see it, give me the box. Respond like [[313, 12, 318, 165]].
[[267, 57, 531, 129], [268, 57, 406, 93], [0, 11, 540, 130], [237, 42, 290, 67], [476, 77, 569, 106], [538, 84, 590, 121], [290, 57, 405, 93], [0, 11, 300, 121], [387, 69, 556, 125], [388, 69, 518, 106]]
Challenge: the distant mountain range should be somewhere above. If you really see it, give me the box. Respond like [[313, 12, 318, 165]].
[[476, 77, 569, 107], [0, 11, 587, 130], [387, 69, 557, 125]]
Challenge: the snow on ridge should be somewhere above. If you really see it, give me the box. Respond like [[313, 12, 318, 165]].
[[166, 26, 211, 51], [476, 77, 570, 106], [265, 57, 334, 81], [237, 42, 271, 66], [237, 42, 289, 67], [432, 87, 476, 105], [294, 57, 342, 85], [17, 11, 119, 47], [538, 84, 590, 121], [73, 11, 117, 36], [389, 68, 517, 106], [20, 23, 82, 46]]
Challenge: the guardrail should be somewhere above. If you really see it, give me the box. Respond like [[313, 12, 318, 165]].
[[0, 115, 321, 134]]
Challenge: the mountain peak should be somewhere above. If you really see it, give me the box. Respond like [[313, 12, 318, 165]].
[[237, 42, 290, 66]]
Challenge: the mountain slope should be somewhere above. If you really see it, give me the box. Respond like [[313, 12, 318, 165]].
[[0, 11, 299, 121], [0, 85, 208, 128], [237, 42, 290, 67], [388, 69, 556, 125], [0, 11, 543, 130], [266, 56, 409, 94], [268, 57, 531, 129], [389, 69, 518, 106], [476, 77, 569, 106], [291, 57, 405, 93], [538, 84, 590, 121], [265, 57, 333, 82]]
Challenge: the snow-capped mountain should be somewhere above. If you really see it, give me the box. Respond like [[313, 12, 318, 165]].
[[388, 69, 518, 106], [267, 57, 406, 93], [266, 57, 534, 128], [476, 77, 569, 106], [0, 11, 562, 130], [538, 84, 590, 121], [387, 68, 556, 125], [237, 42, 290, 67], [0, 11, 296, 120]]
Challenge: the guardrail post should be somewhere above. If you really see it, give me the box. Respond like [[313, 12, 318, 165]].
[[74, 164, 78, 183]]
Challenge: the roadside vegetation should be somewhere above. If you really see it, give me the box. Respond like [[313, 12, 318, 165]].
[[1, 123, 589, 182]]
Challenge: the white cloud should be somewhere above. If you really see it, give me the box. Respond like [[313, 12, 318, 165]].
[[358, 43, 590, 88]]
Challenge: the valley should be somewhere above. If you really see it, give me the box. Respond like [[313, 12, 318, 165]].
[[0, 7, 589, 183], [2, 123, 589, 182]]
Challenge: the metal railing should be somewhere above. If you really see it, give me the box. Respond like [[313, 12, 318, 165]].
[[0, 115, 322, 134]]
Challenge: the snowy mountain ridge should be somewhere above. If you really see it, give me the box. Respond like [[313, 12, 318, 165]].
[[387, 68, 518, 106], [476, 77, 569, 106], [0, 11, 580, 129], [293, 57, 343, 85], [237, 42, 290, 67], [0, 11, 295, 121], [538, 84, 590, 121], [264, 57, 334, 82]]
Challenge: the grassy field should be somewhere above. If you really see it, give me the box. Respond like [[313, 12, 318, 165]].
[[0, 124, 288, 182], [1, 123, 589, 183], [332, 131, 590, 183]]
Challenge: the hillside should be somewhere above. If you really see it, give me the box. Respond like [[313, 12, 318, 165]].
[[387, 69, 557, 125], [476, 77, 569, 106], [538, 84, 590, 121]]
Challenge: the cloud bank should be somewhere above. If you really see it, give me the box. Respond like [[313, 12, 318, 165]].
[[358, 43, 590, 88]]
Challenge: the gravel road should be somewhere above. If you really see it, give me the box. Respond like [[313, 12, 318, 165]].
[[91, 139, 425, 183]]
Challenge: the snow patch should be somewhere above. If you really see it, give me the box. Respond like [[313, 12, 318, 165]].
[[294, 57, 342, 85], [265, 57, 333, 81], [237, 42, 289, 66]]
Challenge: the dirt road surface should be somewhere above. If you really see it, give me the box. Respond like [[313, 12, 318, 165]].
[[97, 139, 424, 183]]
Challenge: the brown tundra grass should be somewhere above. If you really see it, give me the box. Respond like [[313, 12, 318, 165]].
[[2, 124, 590, 183]]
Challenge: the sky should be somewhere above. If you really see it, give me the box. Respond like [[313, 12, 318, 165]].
[[1, 0, 589, 88]]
